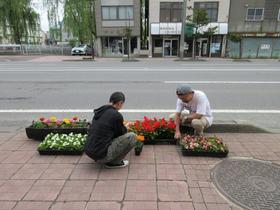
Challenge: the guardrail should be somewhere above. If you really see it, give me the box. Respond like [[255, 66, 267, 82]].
[[0, 44, 72, 55]]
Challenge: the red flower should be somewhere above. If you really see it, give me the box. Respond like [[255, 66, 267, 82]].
[[39, 117, 45, 122], [153, 121, 161, 129], [72, 116, 78, 121]]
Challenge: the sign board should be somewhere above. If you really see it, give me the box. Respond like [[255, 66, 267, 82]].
[[151, 22, 228, 35], [151, 23, 182, 35], [260, 44, 271, 50]]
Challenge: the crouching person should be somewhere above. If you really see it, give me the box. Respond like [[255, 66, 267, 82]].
[[171, 84, 213, 138], [85, 92, 136, 169]]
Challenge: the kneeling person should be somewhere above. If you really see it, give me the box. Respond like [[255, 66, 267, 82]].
[[173, 84, 213, 138], [85, 92, 136, 169]]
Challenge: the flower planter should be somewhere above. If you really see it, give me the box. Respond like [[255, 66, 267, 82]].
[[38, 149, 83, 156], [180, 135, 229, 158], [144, 138, 176, 145], [26, 127, 88, 141], [38, 133, 87, 156], [180, 145, 228, 158], [128, 117, 177, 145]]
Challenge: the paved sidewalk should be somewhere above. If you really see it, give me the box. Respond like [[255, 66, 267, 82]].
[[0, 131, 280, 210]]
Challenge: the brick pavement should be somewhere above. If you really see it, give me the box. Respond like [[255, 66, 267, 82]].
[[0, 131, 279, 210]]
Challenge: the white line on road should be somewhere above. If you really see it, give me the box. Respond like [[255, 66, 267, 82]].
[[0, 68, 279, 72], [0, 109, 280, 114], [165, 81, 280, 84]]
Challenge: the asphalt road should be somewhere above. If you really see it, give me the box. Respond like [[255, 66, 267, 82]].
[[0, 58, 279, 132]]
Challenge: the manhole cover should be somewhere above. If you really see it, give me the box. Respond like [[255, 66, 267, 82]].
[[211, 158, 280, 210]]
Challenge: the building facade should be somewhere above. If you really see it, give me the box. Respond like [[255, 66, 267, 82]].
[[95, 0, 141, 57], [228, 0, 280, 58], [148, 0, 230, 57]]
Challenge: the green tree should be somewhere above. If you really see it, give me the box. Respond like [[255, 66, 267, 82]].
[[124, 26, 132, 60], [228, 33, 242, 59], [0, 0, 39, 44], [63, 0, 95, 45], [44, 0, 64, 41], [204, 26, 218, 58], [187, 8, 209, 60]]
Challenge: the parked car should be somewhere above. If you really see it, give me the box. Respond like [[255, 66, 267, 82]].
[[71, 44, 93, 56]]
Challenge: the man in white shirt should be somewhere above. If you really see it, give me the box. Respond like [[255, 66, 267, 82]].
[[173, 84, 213, 138]]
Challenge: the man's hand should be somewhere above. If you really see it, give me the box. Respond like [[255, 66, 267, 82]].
[[174, 131, 181, 140]]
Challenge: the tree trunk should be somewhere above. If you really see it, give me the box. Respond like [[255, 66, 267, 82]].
[[128, 37, 131, 60], [239, 39, 242, 59], [192, 37, 196, 60], [209, 35, 212, 58]]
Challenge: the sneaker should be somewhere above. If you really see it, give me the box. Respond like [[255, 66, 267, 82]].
[[105, 160, 129, 169]]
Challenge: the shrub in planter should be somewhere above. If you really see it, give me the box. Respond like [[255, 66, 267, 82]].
[[135, 135, 144, 156], [38, 133, 87, 155], [26, 116, 90, 141], [180, 135, 228, 157], [128, 117, 176, 144]]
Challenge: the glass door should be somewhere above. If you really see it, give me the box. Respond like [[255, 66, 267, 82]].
[[163, 39, 178, 57], [171, 40, 178, 56], [163, 40, 172, 56]]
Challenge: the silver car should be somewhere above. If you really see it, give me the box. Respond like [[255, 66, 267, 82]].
[[71, 44, 92, 56]]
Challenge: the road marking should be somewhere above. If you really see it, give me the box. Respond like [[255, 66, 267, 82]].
[[0, 68, 279, 72], [165, 81, 280, 84], [0, 109, 280, 114]]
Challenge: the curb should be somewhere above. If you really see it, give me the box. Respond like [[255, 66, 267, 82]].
[[204, 123, 269, 133]]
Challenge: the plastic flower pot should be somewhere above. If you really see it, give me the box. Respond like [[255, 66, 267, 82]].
[[135, 142, 143, 156]]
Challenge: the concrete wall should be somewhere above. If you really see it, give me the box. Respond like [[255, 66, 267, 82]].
[[229, 0, 280, 33], [95, 0, 141, 37], [149, 0, 230, 24]]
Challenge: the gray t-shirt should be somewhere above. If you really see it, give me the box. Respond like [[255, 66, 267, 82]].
[[176, 90, 213, 125]]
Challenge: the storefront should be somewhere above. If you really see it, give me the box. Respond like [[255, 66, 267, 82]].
[[227, 34, 280, 58], [149, 22, 228, 58], [150, 23, 181, 57], [101, 36, 138, 57]]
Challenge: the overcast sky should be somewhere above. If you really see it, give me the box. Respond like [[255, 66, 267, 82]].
[[32, 0, 64, 32]]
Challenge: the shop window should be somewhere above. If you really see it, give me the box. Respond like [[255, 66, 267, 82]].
[[160, 2, 182, 22], [194, 2, 218, 22], [246, 8, 264, 21]]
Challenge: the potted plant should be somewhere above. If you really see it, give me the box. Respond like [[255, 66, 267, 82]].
[[180, 135, 228, 157], [128, 117, 176, 144], [26, 116, 90, 141], [135, 135, 144, 156], [38, 133, 87, 155]]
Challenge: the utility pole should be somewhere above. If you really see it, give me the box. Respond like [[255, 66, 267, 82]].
[[179, 0, 187, 60], [89, 0, 95, 60]]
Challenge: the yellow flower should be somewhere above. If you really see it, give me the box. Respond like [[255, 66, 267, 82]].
[[50, 116, 57, 122], [136, 135, 145, 142], [63, 118, 71, 124]]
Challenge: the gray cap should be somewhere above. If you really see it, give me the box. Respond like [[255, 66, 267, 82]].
[[176, 84, 193, 95]]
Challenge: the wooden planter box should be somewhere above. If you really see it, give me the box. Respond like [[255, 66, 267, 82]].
[[180, 145, 228, 158], [26, 126, 89, 141], [38, 149, 84, 156]]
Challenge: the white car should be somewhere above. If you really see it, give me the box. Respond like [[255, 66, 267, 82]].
[[71, 44, 93, 56]]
